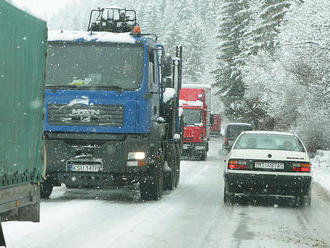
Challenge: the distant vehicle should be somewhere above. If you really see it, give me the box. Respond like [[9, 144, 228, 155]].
[[179, 85, 211, 160], [210, 113, 221, 136], [223, 123, 253, 151], [0, 0, 47, 245], [223, 131, 312, 206]]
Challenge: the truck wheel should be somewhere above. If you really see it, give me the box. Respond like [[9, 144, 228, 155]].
[[175, 144, 181, 188], [140, 160, 164, 201], [200, 150, 207, 161], [40, 178, 53, 199], [164, 146, 176, 190]]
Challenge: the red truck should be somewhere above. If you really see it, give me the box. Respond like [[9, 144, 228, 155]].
[[179, 85, 211, 160], [210, 113, 221, 136]]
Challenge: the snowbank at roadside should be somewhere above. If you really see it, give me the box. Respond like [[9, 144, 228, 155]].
[[312, 150, 330, 192]]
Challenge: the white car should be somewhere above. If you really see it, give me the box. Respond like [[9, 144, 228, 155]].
[[223, 131, 312, 206]]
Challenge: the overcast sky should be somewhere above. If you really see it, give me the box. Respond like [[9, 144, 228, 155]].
[[10, 0, 74, 20]]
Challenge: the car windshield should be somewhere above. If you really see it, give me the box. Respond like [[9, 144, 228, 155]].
[[182, 109, 203, 126], [226, 125, 252, 139], [47, 42, 144, 90], [234, 133, 306, 152]]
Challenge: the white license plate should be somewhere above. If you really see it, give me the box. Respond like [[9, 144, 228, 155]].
[[255, 162, 284, 169], [68, 163, 102, 172], [183, 144, 190, 149]]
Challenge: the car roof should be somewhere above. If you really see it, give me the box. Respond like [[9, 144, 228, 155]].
[[241, 130, 296, 136]]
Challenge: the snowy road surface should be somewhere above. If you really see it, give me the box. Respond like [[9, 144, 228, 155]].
[[3, 138, 330, 248]]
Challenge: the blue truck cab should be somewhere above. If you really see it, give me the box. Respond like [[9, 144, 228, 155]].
[[42, 8, 183, 200]]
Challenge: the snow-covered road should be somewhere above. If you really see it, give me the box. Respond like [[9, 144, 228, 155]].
[[3, 138, 330, 248]]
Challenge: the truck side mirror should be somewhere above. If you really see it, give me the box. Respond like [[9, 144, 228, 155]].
[[161, 55, 172, 78]]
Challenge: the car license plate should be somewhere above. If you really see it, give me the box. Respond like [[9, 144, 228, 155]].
[[254, 162, 284, 169], [68, 163, 103, 172]]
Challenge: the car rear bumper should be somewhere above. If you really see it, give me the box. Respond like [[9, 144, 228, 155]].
[[224, 172, 312, 196]]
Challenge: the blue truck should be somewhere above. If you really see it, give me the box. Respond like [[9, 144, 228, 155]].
[[42, 8, 183, 200]]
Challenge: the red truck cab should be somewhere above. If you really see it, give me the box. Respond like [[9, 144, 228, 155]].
[[179, 85, 211, 160]]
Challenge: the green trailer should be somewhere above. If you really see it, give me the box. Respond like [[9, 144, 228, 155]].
[[0, 0, 47, 246]]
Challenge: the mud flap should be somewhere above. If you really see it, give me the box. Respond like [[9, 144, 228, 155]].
[[0, 222, 6, 247]]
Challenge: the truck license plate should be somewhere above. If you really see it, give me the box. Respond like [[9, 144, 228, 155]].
[[68, 163, 102, 172], [255, 162, 284, 170]]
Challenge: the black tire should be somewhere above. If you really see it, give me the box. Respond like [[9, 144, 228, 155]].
[[224, 181, 233, 204], [164, 145, 176, 190], [200, 150, 207, 161], [40, 178, 53, 199], [174, 144, 181, 188], [140, 159, 164, 201], [303, 187, 312, 207]]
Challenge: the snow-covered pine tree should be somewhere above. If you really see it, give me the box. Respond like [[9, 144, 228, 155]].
[[213, 0, 252, 121]]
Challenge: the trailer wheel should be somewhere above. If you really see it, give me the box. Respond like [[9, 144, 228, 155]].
[[40, 178, 53, 199], [140, 158, 164, 201]]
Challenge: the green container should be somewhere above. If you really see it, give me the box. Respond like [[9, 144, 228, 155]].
[[0, 0, 47, 188]]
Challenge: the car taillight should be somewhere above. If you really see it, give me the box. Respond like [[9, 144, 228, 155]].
[[292, 162, 311, 172], [224, 137, 228, 145], [228, 160, 247, 170]]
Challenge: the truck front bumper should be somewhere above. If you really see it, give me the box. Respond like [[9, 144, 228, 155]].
[[44, 132, 156, 186], [182, 142, 207, 156]]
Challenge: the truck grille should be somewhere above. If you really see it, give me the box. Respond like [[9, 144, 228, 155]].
[[48, 104, 124, 127]]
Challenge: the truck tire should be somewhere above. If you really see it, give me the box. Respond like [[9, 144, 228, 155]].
[[40, 178, 53, 199], [200, 151, 207, 161], [140, 159, 164, 201], [164, 145, 176, 190], [175, 143, 181, 188]]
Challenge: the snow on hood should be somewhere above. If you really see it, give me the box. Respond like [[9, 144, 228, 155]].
[[179, 99, 203, 107], [48, 30, 136, 44], [163, 88, 176, 103]]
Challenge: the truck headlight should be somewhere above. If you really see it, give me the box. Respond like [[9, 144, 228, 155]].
[[128, 152, 146, 160]]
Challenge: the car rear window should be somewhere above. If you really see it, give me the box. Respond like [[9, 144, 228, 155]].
[[233, 133, 306, 152], [226, 125, 252, 139]]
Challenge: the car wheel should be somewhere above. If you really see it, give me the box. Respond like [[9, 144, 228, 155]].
[[224, 181, 233, 204], [303, 187, 312, 207]]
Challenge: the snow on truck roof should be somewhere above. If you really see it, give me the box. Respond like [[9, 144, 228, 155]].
[[48, 30, 136, 44]]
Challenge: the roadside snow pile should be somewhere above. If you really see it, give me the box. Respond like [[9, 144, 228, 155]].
[[312, 150, 330, 192]]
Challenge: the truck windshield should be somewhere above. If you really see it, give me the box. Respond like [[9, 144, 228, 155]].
[[183, 109, 203, 126], [46, 42, 144, 90]]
